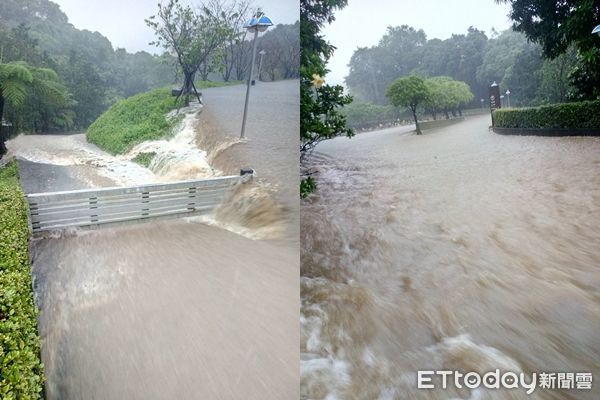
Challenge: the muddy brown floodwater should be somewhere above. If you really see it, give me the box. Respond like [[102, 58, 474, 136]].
[[8, 81, 300, 399], [301, 115, 600, 400]]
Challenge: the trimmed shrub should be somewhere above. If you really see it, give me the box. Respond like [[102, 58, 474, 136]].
[[493, 100, 600, 129], [0, 161, 44, 399]]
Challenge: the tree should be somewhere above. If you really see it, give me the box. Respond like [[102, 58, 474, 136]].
[[300, 0, 353, 197], [220, 0, 253, 82], [345, 26, 427, 105], [146, 0, 232, 105], [424, 76, 453, 119], [0, 61, 68, 155], [386, 75, 430, 134], [0, 62, 30, 156], [258, 22, 300, 81], [497, 0, 600, 99]]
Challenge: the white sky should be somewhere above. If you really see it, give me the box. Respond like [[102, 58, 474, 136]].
[[50, 0, 299, 53], [323, 0, 513, 85]]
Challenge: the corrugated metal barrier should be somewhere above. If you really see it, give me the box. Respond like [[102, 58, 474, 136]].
[[25, 170, 253, 234]]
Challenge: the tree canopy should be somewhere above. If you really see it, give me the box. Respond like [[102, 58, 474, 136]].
[[0, 61, 69, 155], [497, 0, 600, 100], [386, 75, 430, 134], [345, 25, 586, 109], [146, 0, 233, 105]]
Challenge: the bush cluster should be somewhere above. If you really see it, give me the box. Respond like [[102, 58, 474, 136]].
[[493, 100, 600, 129], [0, 161, 44, 399], [342, 101, 406, 130]]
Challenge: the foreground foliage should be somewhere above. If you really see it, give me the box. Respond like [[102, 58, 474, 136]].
[[0, 161, 44, 399], [300, 0, 353, 196], [493, 100, 600, 129]]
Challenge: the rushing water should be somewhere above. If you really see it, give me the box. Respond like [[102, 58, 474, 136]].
[[7, 81, 299, 399], [301, 115, 600, 400]]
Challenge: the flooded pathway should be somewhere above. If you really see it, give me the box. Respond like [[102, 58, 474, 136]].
[[8, 81, 299, 399], [301, 114, 600, 399]]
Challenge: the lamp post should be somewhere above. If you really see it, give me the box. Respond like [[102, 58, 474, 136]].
[[500, 94, 505, 107], [257, 49, 266, 82], [240, 13, 273, 139], [480, 98, 484, 108], [505, 89, 511, 108]]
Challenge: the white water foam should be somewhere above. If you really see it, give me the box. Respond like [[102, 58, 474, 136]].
[[126, 103, 219, 181]]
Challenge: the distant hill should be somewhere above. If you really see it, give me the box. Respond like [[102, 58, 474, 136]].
[[0, 0, 176, 131]]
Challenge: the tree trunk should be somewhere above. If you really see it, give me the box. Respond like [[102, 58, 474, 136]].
[[444, 108, 450, 119], [0, 94, 6, 157], [175, 70, 202, 107], [412, 106, 421, 135]]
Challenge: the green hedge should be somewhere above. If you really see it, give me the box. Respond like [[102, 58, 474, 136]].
[[0, 162, 44, 399], [87, 81, 241, 155], [493, 100, 600, 129]]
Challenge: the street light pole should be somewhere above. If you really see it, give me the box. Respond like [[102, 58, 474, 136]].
[[241, 29, 259, 139], [506, 89, 511, 108], [240, 13, 273, 139], [258, 49, 266, 82]]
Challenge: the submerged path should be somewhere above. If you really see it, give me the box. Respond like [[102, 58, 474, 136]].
[[9, 83, 299, 399], [301, 114, 600, 399], [200, 80, 300, 238]]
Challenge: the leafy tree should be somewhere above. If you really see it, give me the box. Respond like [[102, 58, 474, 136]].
[[345, 46, 388, 104], [220, 0, 253, 81], [300, 0, 353, 196], [424, 76, 453, 119], [476, 30, 529, 89], [386, 75, 430, 134], [258, 22, 300, 81], [497, 0, 600, 99], [0, 62, 31, 155], [346, 26, 427, 104], [0, 61, 68, 155], [0, 0, 178, 132], [535, 47, 578, 104], [146, 0, 233, 105], [20, 66, 72, 132]]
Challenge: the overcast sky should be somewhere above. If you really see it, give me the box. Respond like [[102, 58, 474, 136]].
[[51, 0, 299, 54], [323, 0, 513, 86]]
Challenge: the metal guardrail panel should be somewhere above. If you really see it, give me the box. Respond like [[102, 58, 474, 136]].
[[25, 171, 252, 234]]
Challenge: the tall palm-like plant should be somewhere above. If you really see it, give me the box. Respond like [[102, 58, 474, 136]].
[[0, 61, 69, 156], [0, 62, 33, 156]]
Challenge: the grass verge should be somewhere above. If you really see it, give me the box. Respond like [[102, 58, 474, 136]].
[[0, 161, 44, 399], [87, 81, 242, 155]]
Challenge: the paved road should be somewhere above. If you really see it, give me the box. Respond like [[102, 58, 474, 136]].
[[200, 80, 299, 235]]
